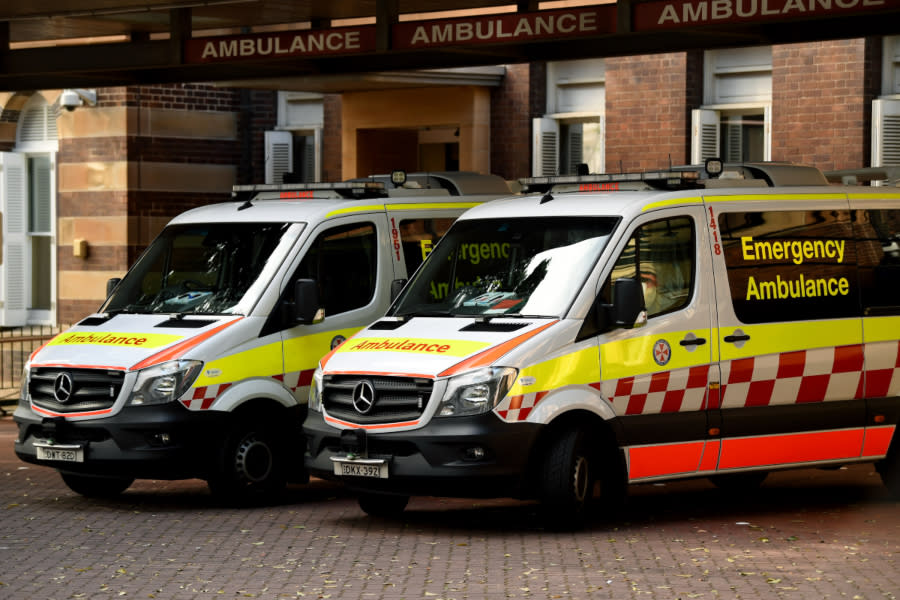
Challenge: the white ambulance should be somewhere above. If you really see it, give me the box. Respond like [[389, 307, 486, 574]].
[[304, 161, 900, 526], [14, 171, 512, 501]]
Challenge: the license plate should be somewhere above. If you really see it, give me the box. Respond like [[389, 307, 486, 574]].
[[331, 457, 388, 478], [35, 443, 84, 463]]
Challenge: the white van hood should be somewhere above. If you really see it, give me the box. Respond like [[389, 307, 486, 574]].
[[322, 317, 557, 378], [29, 314, 242, 372]]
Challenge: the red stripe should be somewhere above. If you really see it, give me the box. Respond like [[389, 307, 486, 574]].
[[323, 414, 419, 430], [438, 321, 558, 377], [628, 441, 705, 479], [129, 317, 242, 371], [699, 440, 720, 471], [862, 425, 895, 457], [718, 429, 865, 469], [31, 404, 113, 418]]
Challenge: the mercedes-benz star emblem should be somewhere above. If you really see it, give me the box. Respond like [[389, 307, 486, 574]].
[[352, 380, 376, 414], [54, 372, 74, 403]]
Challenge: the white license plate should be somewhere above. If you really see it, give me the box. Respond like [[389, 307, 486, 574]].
[[35, 444, 84, 463], [331, 457, 388, 479]]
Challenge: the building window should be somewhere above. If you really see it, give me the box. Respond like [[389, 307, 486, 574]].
[[692, 47, 772, 164], [533, 59, 605, 176], [267, 92, 324, 184], [873, 36, 900, 175]]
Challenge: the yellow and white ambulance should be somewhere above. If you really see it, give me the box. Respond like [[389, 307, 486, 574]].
[[304, 162, 900, 524], [14, 171, 511, 500]]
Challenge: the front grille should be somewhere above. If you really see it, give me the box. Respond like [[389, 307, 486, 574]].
[[29, 367, 125, 413], [323, 374, 432, 424]]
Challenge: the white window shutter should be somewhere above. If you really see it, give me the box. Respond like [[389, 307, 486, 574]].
[[691, 109, 720, 164], [265, 130, 293, 184], [873, 99, 900, 168], [725, 116, 743, 162], [1, 152, 28, 327], [532, 117, 559, 177]]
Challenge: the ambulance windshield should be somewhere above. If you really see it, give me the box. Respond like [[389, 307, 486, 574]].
[[392, 217, 617, 318], [102, 222, 301, 316]]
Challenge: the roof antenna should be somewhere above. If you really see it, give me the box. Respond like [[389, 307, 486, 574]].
[[669, 154, 672, 169], [619, 159, 623, 173]]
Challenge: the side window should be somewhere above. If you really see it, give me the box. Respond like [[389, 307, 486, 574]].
[[855, 208, 900, 316], [718, 210, 857, 323], [397, 217, 456, 276], [604, 216, 695, 319], [294, 222, 377, 316]]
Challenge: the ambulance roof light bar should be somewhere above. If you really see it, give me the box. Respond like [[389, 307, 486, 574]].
[[520, 169, 701, 194], [231, 181, 388, 207]]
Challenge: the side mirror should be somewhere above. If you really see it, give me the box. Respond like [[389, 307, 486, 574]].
[[390, 278, 407, 301], [106, 277, 121, 299], [293, 278, 324, 324], [609, 278, 646, 329]]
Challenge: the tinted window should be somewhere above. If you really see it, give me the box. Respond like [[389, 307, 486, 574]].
[[294, 222, 377, 316], [718, 210, 857, 323], [603, 216, 695, 319], [397, 217, 455, 276], [854, 208, 900, 316]]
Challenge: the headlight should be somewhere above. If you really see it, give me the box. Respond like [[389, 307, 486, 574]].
[[308, 366, 324, 412], [436, 367, 517, 418], [19, 367, 29, 406], [128, 360, 203, 406]]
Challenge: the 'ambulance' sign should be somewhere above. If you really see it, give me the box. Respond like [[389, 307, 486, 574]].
[[634, 0, 896, 30], [392, 6, 616, 49], [185, 26, 376, 63]]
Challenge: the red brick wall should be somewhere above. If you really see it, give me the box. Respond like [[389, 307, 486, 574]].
[[322, 94, 342, 183], [605, 53, 694, 171], [490, 63, 531, 181], [772, 39, 877, 171]]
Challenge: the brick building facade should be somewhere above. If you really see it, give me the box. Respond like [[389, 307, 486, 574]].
[[1, 36, 897, 326]]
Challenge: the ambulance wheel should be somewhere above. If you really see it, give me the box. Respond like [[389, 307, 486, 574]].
[[876, 442, 900, 499], [208, 423, 286, 504], [60, 473, 134, 498], [709, 471, 768, 491], [358, 492, 409, 517], [540, 428, 596, 528]]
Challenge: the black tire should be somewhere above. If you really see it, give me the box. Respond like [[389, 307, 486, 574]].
[[358, 492, 410, 517], [876, 443, 900, 499], [709, 471, 768, 491], [208, 424, 286, 505], [540, 429, 596, 528], [60, 473, 133, 498]]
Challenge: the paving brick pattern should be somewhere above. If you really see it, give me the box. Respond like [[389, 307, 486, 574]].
[[1, 416, 897, 599]]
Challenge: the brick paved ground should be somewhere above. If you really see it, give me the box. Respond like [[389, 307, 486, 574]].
[[0, 415, 897, 600]]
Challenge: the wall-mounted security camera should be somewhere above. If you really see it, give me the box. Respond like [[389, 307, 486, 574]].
[[60, 89, 97, 112]]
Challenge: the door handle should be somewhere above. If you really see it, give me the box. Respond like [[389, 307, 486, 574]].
[[724, 333, 750, 343], [679, 337, 707, 346]]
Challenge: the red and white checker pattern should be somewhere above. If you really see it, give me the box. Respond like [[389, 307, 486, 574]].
[[496, 391, 549, 422], [601, 364, 711, 416], [495, 342, 900, 422], [273, 368, 315, 399], [720, 344, 865, 409], [180, 383, 232, 410]]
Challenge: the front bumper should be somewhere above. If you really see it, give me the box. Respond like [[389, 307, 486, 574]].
[[303, 410, 543, 498], [13, 402, 229, 480]]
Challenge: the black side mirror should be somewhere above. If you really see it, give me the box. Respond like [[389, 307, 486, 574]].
[[293, 278, 323, 324], [106, 277, 121, 299], [609, 277, 646, 328], [390, 279, 407, 301]]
